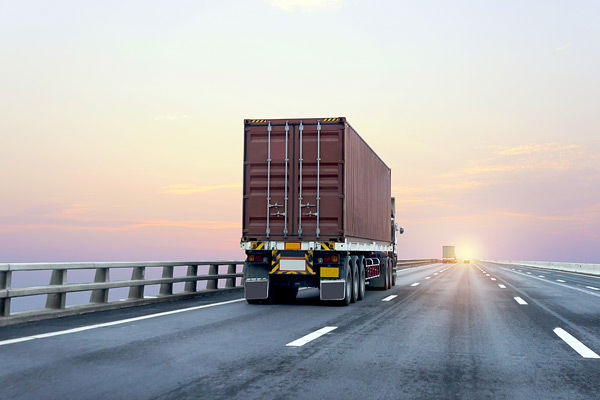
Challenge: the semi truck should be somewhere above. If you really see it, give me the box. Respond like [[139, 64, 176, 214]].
[[442, 246, 456, 263], [241, 117, 400, 305]]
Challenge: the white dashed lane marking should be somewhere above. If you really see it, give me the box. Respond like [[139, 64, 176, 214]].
[[498, 284, 506, 289], [286, 326, 337, 347], [586, 286, 600, 291], [514, 297, 527, 305], [557, 279, 566, 283], [410, 282, 420, 287], [382, 295, 398, 302], [553, 328, 600, 359]]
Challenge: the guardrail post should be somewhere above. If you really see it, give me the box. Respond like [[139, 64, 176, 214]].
[[206, 264, 218, 290], [225, 264, 236, 288], [45, 269, 67, 309], [159, 265, 174, 296], [184, 265, 198, 293], [90, 267, 110, 303], [241, 263, 246, 286], [128, 267, 145, 299], [0, 270, 11, 317]]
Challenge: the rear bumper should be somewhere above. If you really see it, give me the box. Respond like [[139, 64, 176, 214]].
[[320, 279, 346, 301]]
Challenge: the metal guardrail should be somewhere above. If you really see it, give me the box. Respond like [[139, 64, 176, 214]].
[[482, 260, 600, 276], [396, 259, 440, 268], [0, 261, 244, 326], [0, 258, 439, 326]]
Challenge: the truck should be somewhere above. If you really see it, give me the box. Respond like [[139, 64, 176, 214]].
[[241, 117, 400, 305], [442, 246, 456, 263]]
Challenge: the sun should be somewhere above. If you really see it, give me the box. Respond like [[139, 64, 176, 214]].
[[455, 239, 482, 260]]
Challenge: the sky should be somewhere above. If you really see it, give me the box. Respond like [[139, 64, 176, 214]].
[[1, 0, 599, 263]]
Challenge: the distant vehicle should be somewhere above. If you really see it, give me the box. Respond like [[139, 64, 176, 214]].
[[442, 245, 456, 263], [463, 259, 470, 264], [241, 117, 400, 305]]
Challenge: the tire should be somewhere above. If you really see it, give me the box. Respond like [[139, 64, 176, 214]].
[[350, 256, 358, 303], [391, 258, 396, 287], [357, 255, 366, 301], [384, 258, 390, 290], [339, 258, 352, 306]]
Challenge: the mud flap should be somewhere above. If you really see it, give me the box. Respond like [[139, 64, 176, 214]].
[[245, 278, 269, 300], [320, 279, 346, 301]]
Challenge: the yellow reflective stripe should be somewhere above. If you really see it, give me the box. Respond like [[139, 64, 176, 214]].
[[256, 242, 264, 250]]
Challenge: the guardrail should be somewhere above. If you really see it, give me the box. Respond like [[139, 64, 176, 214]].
[[0, 261, 244, 327], [397, 259, 440, 268], [0, 258, 439, 327], [483, 260, 600, 276]]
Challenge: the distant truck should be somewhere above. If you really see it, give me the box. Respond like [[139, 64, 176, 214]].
[[442, 246, 456, 263], [241, 117, 401, 305]]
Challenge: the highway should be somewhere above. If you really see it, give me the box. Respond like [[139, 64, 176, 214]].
[[1, 262, 599, 399]]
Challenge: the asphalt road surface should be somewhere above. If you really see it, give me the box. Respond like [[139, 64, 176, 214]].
[[1, 262, 599, 399]]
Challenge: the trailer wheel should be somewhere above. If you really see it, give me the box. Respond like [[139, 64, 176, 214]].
[[339, 258, 352, 306], [357, 255, 366, 301], [391, 258, 396, 287], [350, 256, 358, 303], [384, 258, 390, 290]]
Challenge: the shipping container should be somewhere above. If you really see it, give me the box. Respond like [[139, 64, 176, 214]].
[[241, 117, 399, 305], [442, 246, 456, 263], [242, 117, 391, 244]]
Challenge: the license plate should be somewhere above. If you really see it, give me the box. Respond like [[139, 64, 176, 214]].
[[279, 257, 306, 272]]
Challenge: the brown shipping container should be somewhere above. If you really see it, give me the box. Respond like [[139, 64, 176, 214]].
[[242, 117, 391, 244]]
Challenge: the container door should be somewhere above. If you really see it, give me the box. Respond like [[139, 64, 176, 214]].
[[244, 121, 293, 239], [291, 120, 344, 240]]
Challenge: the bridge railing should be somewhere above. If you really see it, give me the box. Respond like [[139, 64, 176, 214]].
[[0, 258, 439, 326], [397, 259, 440, 268], [0, 261, 244, 326]]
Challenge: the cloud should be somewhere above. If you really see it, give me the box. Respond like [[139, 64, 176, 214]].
[[492, 142, 581, 156], [443, 142, 591, 178], [269, 0, 342, 11], [498, 211, 585, 222], [0, 219, 241, 233], [161, 183, 242, 194], [555, 43, 570, 52], [154, 113, 190, 121]]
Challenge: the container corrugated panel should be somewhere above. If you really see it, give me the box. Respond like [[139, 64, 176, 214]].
[[242, 117, 391, 244]]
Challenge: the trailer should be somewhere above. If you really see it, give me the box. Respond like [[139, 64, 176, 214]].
[[442, 246, 456, 263], [241, 117, 400, 305]]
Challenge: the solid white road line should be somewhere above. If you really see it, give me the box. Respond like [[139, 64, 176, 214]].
[[425, 276, 431, 279], [507, 269, 600, 298], [286, 326, 337, 347], [491, 278, 496, 281], [0, 298, 246, 347], [410, 282, 420, 287], [382, 295, 398, 302], [586, 286, 600, 291], [557, 279, 566, 283], [514, 297, 528, 305], [553, 328, 600, 359]]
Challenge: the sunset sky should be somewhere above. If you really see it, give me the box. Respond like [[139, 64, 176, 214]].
[[1, 0, 599, 262]]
